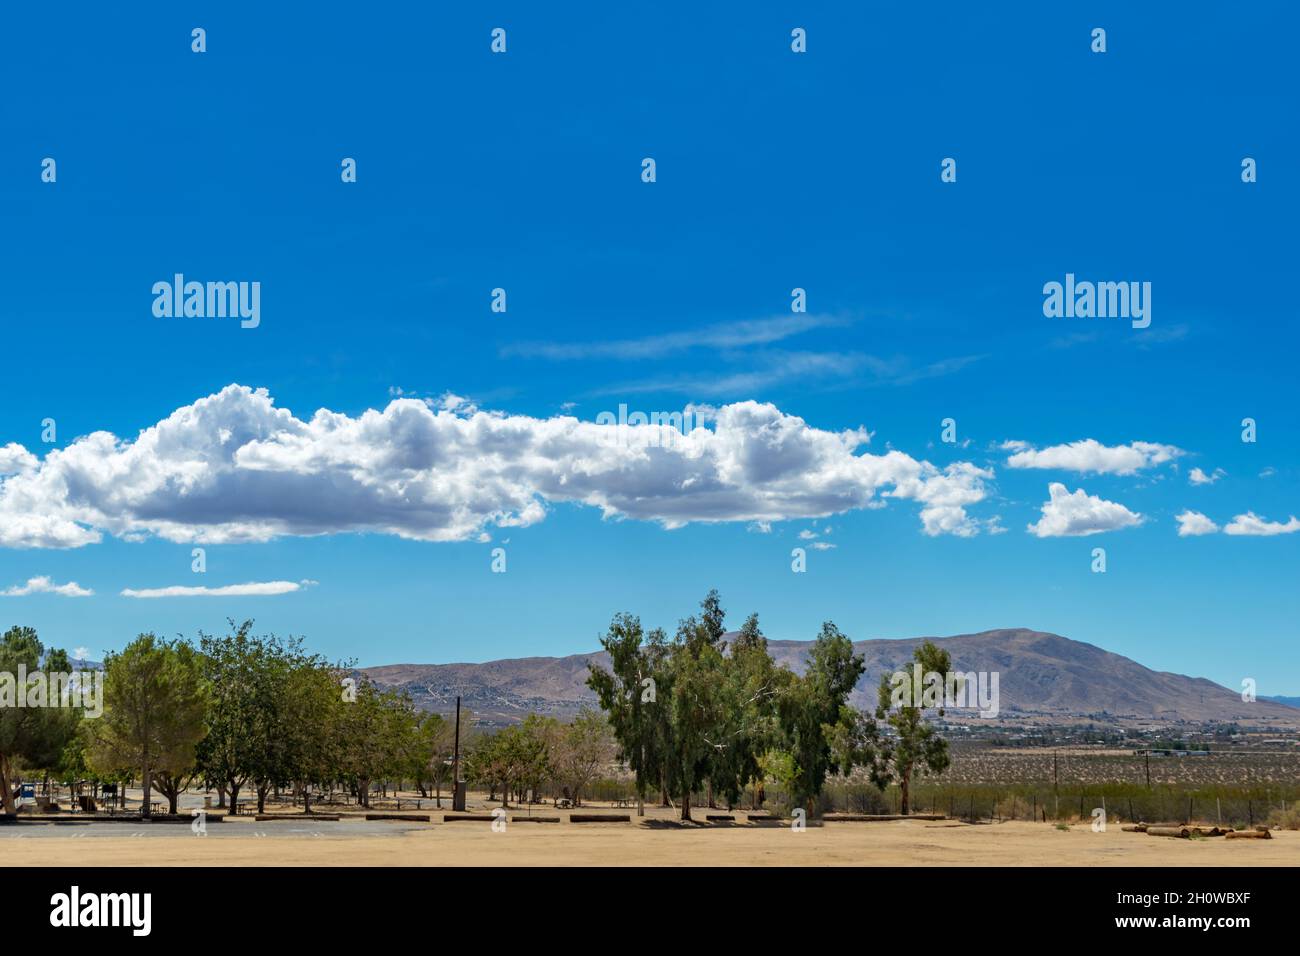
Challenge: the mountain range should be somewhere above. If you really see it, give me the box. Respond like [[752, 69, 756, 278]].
[[361, 628, 1300, 728]]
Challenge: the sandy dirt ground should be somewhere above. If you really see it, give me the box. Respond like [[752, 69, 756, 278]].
[[4, 818, 1297, 866]]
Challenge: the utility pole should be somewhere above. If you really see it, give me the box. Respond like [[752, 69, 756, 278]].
[[452, 695, 466, 811]]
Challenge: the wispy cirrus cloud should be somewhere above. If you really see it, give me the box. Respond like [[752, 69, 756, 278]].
[[1, 575, 93, 597], [591, 351, 983, 398], [500, 314, 846, 361], [1047, 323, 1190, 350], [120, 579, 317, 599], [504, 313, 982, 398]]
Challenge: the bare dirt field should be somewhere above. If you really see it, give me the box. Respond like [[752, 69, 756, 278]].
[[4, 818, 1296, 867]]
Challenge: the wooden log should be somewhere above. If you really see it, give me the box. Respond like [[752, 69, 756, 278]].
[[569, 813, 630, 823], [825, 813, 946, 822], [1146, 826, 1191, 838], [706, 814, 736, 822], [1225, 828, 1272, 840], [509, 816, 560, 823], [256, 814, 340, 822], [364, 813, 430, 822], [1121, 824, 1148, 833], [442, 814, 495, 822]]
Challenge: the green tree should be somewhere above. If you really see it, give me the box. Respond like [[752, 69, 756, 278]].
[[771, 622, 864, 813], [0, 627, 81, 814], [335, 677, 416, 808], [194, 621, 281, 812], [663, 599, 734, 821], [466, 717, 552, 808], [246, 642, 342, 813], [409, 709, 470, 808], [86, 634, 207, 818], [284, 658, 348, 813], [586, 613, 671, 817], [834, 640, 954, 815], [708, 613, 778, 809]]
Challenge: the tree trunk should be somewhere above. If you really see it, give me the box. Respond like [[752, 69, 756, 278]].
[[900, 775, 911, 816], [142, 763, 152, 819], [707, 779, 715, 809], [229, 781, 241, 815], [680, 788, 692, 822], [216, 784, 227, 809], [0, 755, 16, 814], [435, 781, 442, 809]]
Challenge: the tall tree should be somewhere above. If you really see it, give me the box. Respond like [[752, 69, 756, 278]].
[[0, 627, 81, 814], [335, 677, 416, 808], [771, 622, 864, 813], [708, 613, 777, 809], [587, 613, 670, 817], [832, 640, 954, 815], [663, 601, 732, 821], [86, 634, 207, 818], [194, 621, 280, 813]]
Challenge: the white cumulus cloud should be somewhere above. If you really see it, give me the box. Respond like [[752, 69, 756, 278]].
[[1027, 483, 1144, 537], [1006, 439, 1183, 476], [1188, 467, 1225, 486], [0, 575, 94, 597], [1175, 510, 1219, 536], [1223, 512, 1300, 536], [0, 385, 996, 548]]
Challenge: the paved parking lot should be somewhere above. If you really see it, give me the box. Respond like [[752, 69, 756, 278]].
[[0, 819, 426, 839]]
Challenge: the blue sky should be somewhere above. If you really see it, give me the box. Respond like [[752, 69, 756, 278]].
[[1, 3, 1296, 692]]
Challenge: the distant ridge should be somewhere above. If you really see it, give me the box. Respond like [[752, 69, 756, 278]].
[[361, 628, 1300, 728], [1264, 696, 1300, 710]]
